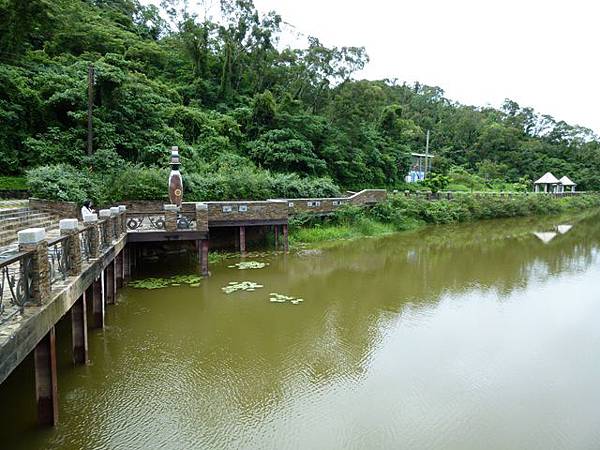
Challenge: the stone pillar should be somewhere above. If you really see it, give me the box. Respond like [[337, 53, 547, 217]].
[[59, 219, 81, 276], [71, 293, 88, 365], [164, 204, 178, 232], [282, 224, 289, 253], [98, 209, 111, 247], [34, 326, 58, 426], [274, 225, 279, 250], [195, 202, 209, 231], [239, 226, 246, 254], [110, 207, 120, 238], [105, 261, 115, 305], [91, 276, 104, 329], [83, 213, 100, 258], [118, 205, 127, 234], [18, 228, 50, 305], [199, 239, 209, 277], [116, 251, 124, 289]]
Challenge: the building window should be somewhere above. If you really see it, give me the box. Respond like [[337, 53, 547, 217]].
[[222, 206, 233, 213], [239, 205, 248, 212]]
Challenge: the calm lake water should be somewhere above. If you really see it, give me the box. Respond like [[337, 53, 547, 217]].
[[1, 212, 600, 450]]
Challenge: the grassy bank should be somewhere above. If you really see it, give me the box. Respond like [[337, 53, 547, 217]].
[[289, 193, 600, 246]]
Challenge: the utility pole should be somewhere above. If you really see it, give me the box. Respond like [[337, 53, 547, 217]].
[[424, 129, 430, 177], [87, 65, 94, 156]]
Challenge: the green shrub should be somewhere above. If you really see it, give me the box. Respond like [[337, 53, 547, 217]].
[[104, 166, 169, 202], [27, 165, 92, 203]]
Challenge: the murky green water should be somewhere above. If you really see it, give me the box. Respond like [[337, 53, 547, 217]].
[[2, 212, 600, 450]]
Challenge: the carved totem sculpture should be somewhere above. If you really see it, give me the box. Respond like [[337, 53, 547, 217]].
[[168, 146, 183, 206]]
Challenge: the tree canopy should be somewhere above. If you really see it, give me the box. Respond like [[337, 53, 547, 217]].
[[1, 0, 599, 191]]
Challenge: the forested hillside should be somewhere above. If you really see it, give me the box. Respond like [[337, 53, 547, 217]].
[[1, 0, 599, 202]]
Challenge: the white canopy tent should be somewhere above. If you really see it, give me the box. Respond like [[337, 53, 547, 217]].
[[534, 172, 560, 193], [559, 176, 577, 192]]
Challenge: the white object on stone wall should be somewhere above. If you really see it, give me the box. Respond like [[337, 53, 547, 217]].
[[196, 203, 208, 211], [118, 205, 127, 212], [164, 204, 178, 211], [110, 207, 120, 216], [99, 209, 111, 218], [59, 218, 79, 230], [83, 213, 98, 223], [18, 228, 46, 244]]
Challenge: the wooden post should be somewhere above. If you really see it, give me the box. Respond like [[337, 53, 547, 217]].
[[104, 262, 115, 305], [71, 293, 88, 365], [123, 246, 130, 283], [116, 251, 123, 289], [34, 326, 58, 426], [274, 225, 279, 250], [200, 240, 209, 277], [92, 276, 104, 329], [239, 226, 246, 254], [282, 224, 289, 253]]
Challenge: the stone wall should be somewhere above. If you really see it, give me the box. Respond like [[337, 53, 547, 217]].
[[29, 198, 78, 218], [0, 189, 29, 199], [207, 201, 288, 224], [269, 189, 388, 216], [348, 189, 387, 205], [275, 197, 352, 215], [120, 201, 197, 214]]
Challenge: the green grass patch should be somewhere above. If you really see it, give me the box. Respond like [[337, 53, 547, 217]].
[[290, 218, 397, 245], [0, 176, 27, 191], [290, 193, 600, 246]]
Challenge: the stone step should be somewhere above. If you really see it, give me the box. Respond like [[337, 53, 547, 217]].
[[0, 212, 57, 224], [0, 222, 59, 247], [0, 208, 32, 219], [0, 216, 61, 233]]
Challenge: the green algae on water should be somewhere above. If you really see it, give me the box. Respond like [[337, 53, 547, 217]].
[[222, 281, 264, 294], [228, 261, 269, 270], [129, 275, 203, 289], [269, 293, 304, 305]]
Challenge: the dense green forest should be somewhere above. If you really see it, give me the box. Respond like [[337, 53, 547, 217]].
[[1, 0, 599, 202]]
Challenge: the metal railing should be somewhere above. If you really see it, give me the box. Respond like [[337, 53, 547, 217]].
[[125, 212, 196, 231], [80, 226, 93, 263], [47, 236, 71, 286], [0, 251, 33, 323], [177, 214, 196, 230], [126, 212, 166, 231]]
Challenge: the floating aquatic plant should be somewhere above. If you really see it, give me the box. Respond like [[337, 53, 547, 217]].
[[228, 261, 269, 270], [129, 274, 203, 289], [222, 281, 264, 294], [269, 293, 304, 305], [128, 278, 170, 289]]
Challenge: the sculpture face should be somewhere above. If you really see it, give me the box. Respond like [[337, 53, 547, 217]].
[[169, 146, 183, 206]]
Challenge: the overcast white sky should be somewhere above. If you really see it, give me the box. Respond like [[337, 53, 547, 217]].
[[251, 0, 598, 133], [148, 0, 598, 132]]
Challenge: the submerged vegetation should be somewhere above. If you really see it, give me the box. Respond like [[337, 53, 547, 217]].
[[128, 274, 202, 289], [290, 194, 600, 244]]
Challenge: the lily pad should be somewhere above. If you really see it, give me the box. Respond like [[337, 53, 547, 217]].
[[222, 281, 264, 294], [269, 293, 305, 305], [129, 274, 203, 289], [228, 261, 269, 270]]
